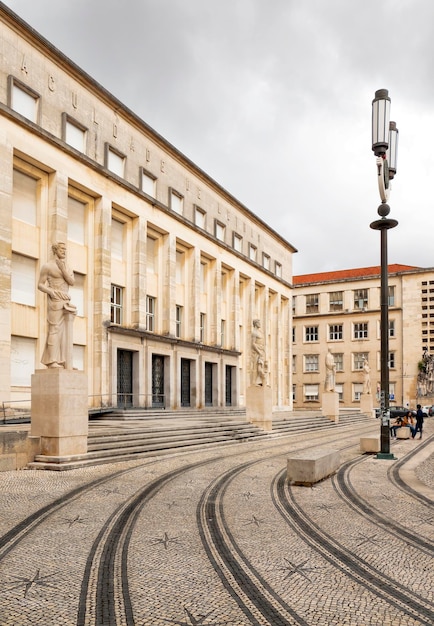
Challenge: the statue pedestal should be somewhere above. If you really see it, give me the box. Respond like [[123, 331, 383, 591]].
[[322, 391, 339, 423], [360, 393, 374, 417], [31, 369, 88, 456], [246, 385, 273, 431]]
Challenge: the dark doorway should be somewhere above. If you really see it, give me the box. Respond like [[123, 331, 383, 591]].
[[117, 349, 133, 408], [181, 358, 191, 407], [225, 365, 233, 406], [152, 354, 165, 407], [204, 362, 213, 406]]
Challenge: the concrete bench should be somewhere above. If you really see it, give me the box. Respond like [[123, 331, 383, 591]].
[[360, 436, 380, 453], [287, 448, 340, 486], [396, 426, 411, 439]]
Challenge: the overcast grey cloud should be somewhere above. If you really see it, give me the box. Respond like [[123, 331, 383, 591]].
[[4, 0, 434, 274]]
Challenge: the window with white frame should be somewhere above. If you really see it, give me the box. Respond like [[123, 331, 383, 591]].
[[12, 169, 38, 226], [388, 285, 395, 306], [176, 251, 184, 283], [304, 354, 319, 372], [141, 169, 156, 197], [333, 353, 344, 372], [329, 291, 343, 311], [233, 233, 242, 253], [67, 196, 86, 245], [111, 219, 124, 260], [304, 326, 318, 342], [11, 253, 36, 306], [389, 352, 396, 369], [353, 322, 368, 339], [275, 262, 282, 278], [200, 313, 206, 343], [353, 352, 368, 370], [248, 244, 257, 262], [353, 383, 363, 401], [329, 324, 343, 341], [306, 293, 319, 313], [304, 384, 319, 402], [69, 273, 85, 317], [106, 145, 125, 177], [9, 77, 39, 123], [335, 383, 343, 402], [389, 319, 395, 338], [354, 288, 368, 310], [146, 296, 156, 331], [215, 221, 225, 242], [262, 253, 270, 270], [110, 284, 123, 324], [195, 206, 206, 229], [10, 336, 35, 386], [147, 236, 157, 273], [170, 190, 183, 215], [176, 305, 182, 338], [63, 115, 86, 152]]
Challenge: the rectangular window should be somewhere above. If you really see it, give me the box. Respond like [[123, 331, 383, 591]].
[[305, 326, 318, 342], [329, 324, 343, 340], [335, 383, 343, 402], [292, 327, 296, 343], [353, 352, 368, 370], [146, 296, 155, 331], [233, 233, 243, 252], [304, 354, 319, 372], [353, 383, 363, 401], [9, 77, 39, 123], [110, 285, 123, 324], [69, 273, 85, 317], [275, 262, 282, 278], [262, 253, 270, 270], [67, 196, 86, 245], [73, 344, 85, 371], [306, 293, 319, 314], [147, 236, 157, 273], [389, 352, 395, 368], [329, 291, 343, 311], [215, 221, 225, 242], [11, 253, 36, 306], [292, 296, 296, 315], [292, 354, 296, 373], [389, 319, 395, 338], [13, 169, 38, 226], [176, 305, 182, 338], [388, 285, 395, 306], [106, 145, 125, 177], [63, 115, 87, 152], [10, 336, 35, 386], [334, 353, 344, 372], [354, 289, 368, 310], [141, 169, 156, 197], [304, 384, 319, 402], [248, 244, 257, 262], [353, 322, 368, 339], [221, 319, 226, 346], [176, 251, 184, 284], [111, 219, 124, 260], [200, 313, 206, 343], [195, 206, 206, 229], [170, 190, 183, 215]]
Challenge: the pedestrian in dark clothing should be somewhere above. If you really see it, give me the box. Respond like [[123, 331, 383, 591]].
[[412, 404, 424, 439]]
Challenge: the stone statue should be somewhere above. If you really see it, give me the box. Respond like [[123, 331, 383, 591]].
[[324, 349, 336, 392], [38, 242, 76, 368], [362, 357, 371, 394], [251, 318, 266, 385]]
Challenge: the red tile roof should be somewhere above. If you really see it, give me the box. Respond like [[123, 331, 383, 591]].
[[293, 264, 420, 285]]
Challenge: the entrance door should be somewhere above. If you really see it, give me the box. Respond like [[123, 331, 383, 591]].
[[225, 365, 232, 406], [152, 355, 165, 408], [117, 349, 133, 408], [181, 358, 191, 407], [204, 362, 213, 406]]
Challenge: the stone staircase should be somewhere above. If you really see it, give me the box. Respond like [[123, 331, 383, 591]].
[[28, 409, 374, 471]]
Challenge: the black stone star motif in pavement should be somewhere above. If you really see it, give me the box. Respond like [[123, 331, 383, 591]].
[[242, 514, 265, 527], [2, 569, 58, 598], [62, 514, 86, 528], [101, 486, 123, 496], [241, 490, 254, 500], [279, 558, 319, 583], [149, 532, 181, 550], [315, 502, 335, 512], [418, 514, 434, 526], [162, 606, 230, 625], [353, 533, 382, 547]]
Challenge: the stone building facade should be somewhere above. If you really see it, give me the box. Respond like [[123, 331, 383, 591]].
[[0, 5, 295, 413], [292, 264, 434, 410]]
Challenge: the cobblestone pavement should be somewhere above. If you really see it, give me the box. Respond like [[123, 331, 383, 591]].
[[0, 418, 433, 626]]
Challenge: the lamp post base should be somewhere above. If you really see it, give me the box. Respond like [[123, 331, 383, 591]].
[[376, 452, 396, 460]]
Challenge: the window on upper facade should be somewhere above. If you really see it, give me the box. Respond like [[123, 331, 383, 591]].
[[389, 319, 395, 338], [146, 296, 156, 331], [12, 169, 38, 226], [200, 313, 206, 343], [233, 233, 243, 253], [353, 383, 363, 401], [292, 355, 296, 373], [354, 289, 368, 310], [304, 384, 319, 401], [353, 322, 368, 339], [292, 295, 296, 315], [195, 206, 206, 229], [141, 169, 157, 197], [292, 327, 296, 343], [388, 285, 395, 306], [306, 293, 319, 314], [8, 77, 39, 123], [389, 352, 396, 369], [333, 353, 344, 372], [106, 145, 125, 177], [110, 284, 123, 324], [262, 253, 270, 270], [170, 189, 183, 215], [335, 383, 343, 402], [69, 273, 85, 317], [248, 244, 257, 262], [329, 324, 343, 341], [63, 114, 87, 152], [11, 253, 36, 306], [10, 336, 36, 387], [147, 236, 157, 273], [329, 291, 343, 311], [304, 354, 319, 372], [111, 219, 125, 260], [67, 196, 86, 245], [275, 262, 282, 278], [292, 384, 296, 402], [176, 251, 185, 283], [176, 305, 183, 338], [221, 319, 226, 347], [353, 352, 368, 370], [215, 221, 225, 242], [304, 326, 318, 342]]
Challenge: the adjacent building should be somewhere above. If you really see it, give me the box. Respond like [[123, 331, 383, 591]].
[[0, 5, 295, 413], [292, 264, 434, 410]]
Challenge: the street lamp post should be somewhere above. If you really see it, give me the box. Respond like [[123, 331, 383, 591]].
[[370, 88, 399, 460]]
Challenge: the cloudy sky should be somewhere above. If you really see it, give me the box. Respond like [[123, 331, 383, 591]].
[[4, 0, 434, 275]]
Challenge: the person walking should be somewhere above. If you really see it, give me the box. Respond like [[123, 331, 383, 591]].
[[412, 404, 425, 440]]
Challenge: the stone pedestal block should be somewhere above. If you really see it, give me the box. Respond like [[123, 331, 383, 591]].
[[246, 385, 272, 431], [287, 448, 340, 486], [360, 436, 380, 453], [396, 426, 411, 439], [322, 391, 339, 423], [31, 369, 88, 456], [360, 393, 374, 416]]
